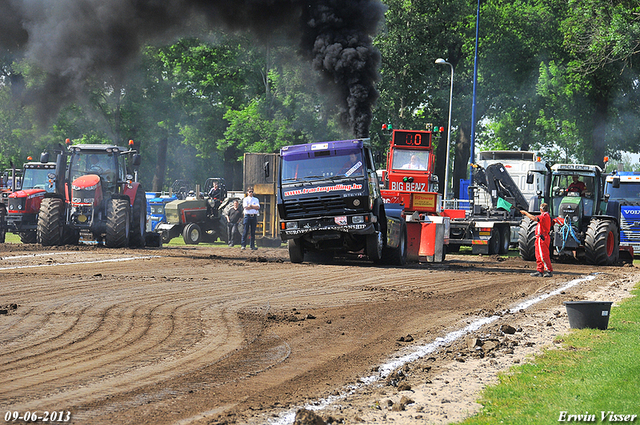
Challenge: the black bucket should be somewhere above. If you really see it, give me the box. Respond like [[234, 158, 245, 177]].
[[563, 301, 613, 330]]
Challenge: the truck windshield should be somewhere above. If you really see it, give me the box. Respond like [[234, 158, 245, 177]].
[[391, 148, 429, 170], [606, 183, 640, 200], [281, 150, 364, 182], [21, 168, 55, 193]]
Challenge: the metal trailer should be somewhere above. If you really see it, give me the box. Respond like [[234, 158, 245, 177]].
[[243, 153, 281, 247]]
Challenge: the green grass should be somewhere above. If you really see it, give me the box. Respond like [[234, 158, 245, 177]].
[[460, 284, 640, 425], [3, 232, 21, 243], [164, 237, 226, 247]]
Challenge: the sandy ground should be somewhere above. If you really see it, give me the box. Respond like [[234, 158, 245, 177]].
[[0, 242, 637, 425]]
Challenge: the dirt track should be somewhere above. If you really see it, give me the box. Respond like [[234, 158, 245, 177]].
[[1, 243, 637, 425]]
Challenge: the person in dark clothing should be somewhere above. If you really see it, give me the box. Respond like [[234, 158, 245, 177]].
[[226, 199, 242, 247], [208, 183, 222, 200]]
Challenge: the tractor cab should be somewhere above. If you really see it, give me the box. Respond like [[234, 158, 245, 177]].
[[549, 165, 604, 233], [68, 145, 128, 194]]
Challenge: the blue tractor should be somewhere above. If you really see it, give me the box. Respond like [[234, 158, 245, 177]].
[[148, 194, 178, 231]]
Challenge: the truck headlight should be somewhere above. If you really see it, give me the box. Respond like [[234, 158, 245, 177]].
[[352, 216, 365, 224], [285, 221, 299, 230]]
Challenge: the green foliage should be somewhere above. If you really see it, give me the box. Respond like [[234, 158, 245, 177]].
[[1, 1, 640, 190]]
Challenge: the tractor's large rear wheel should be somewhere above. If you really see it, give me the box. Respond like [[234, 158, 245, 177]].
[[129, 187, 146, 248], [38, 198, 64, 246], [585, 218, 619, 265], [518, 217, 536, 261], [106, 199, 130, 248]]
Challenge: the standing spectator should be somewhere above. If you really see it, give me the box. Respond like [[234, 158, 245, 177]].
[[520, 203, 554, 277], [226, 199, 242, 247], [241, 188, 260, 250]]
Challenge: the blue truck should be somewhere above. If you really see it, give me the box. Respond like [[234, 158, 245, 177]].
[[605, 171, 640, 256]]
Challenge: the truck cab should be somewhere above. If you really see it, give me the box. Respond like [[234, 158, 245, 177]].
[[277, 139, 388, 263], [605, 171, 640, 255]]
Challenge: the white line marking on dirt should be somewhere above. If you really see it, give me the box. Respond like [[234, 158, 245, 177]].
[[0, 255, 161, 271], [267, 274, 597, 425], [0, 252, 80, 260]]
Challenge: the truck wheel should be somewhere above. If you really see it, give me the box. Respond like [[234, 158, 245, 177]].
[[518, 217, 536, 261], [20, 231, 37, 244], [38, 198, 64, 246], [288, 238, 304, 263], [366, 230, 384, 263], [382, 220, 407, 266], [106, 199, 130, 248], [161, 231, 171, 244], [585, 219, 619, 265], [488, 230, 501, 255], [499, 226, 510, 254], [183, 223, 202, 244], [129, 188, 146, 248]]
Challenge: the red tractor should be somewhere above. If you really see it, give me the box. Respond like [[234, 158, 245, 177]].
[[5, 153, 58, 243], [38, 140, 147, 247]]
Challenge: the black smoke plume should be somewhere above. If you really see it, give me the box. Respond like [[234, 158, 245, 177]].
[[1, 0, 385, 138]]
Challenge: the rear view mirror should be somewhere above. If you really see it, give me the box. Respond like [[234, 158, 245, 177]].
[[612, 176, 620, 188], [526, 173, 534, 184], [264, 161, 270, 178]]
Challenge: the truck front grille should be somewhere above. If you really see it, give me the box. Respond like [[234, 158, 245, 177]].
[[284, 195, 355, 219], [620, 217, 640, 242]]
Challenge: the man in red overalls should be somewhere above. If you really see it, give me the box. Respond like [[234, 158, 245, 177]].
[[520, 203, 554, 277]]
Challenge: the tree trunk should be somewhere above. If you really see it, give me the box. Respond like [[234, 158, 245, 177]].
[[151, 137, 168, 192], [590, 96, 608, 168], [223, 148, 243, 191], [452, 124, 471, 200]]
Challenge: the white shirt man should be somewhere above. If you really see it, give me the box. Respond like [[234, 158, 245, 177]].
[[241, 189, 260, 250]]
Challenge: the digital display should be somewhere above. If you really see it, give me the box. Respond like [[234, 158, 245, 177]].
[[392, 130, 432, 148]]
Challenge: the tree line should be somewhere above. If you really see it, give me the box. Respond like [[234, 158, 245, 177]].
[[1, 0, 638, 195]]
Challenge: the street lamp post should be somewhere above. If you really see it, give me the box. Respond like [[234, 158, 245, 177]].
[[435, 58, 454, 204]]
